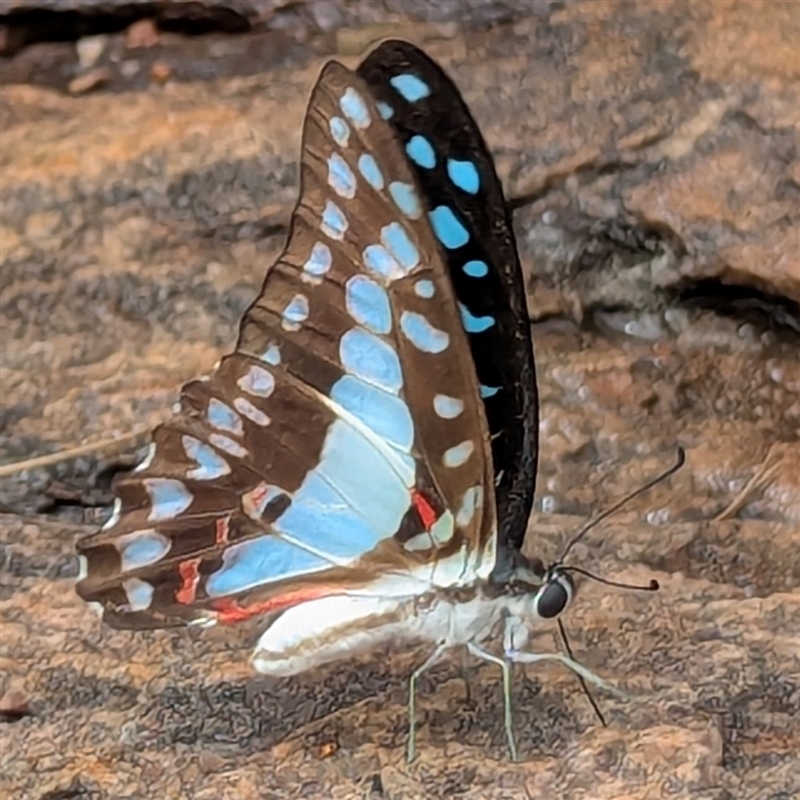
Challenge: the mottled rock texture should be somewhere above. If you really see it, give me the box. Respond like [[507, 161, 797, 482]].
[[1, 1, 799, 798]]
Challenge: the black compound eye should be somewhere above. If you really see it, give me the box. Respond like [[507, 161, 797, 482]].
[[535, 572, 573, 619]]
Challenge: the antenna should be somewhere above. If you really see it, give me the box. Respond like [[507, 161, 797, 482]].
[[564, 565, 659, 592], [559, 446, 685, 563], [550, 448, 684, 724]]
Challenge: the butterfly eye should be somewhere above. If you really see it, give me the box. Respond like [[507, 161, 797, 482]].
[[535, 570, 574, 619]]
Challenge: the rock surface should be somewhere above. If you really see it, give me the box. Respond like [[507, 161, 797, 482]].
[[1, 2, 799, 798]]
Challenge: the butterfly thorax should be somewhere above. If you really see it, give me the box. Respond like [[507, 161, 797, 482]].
[[488, 552, 576, 620]]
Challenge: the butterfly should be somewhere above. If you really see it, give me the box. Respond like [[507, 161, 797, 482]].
[[76, 39, 621, 762]]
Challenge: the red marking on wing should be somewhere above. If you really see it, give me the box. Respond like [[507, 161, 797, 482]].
[[242, 482, 271, 519], [412, 490, 438, 530], [176, 558, 201, 605], [210, 585, 341, 624], [215, 517, 230, 546]]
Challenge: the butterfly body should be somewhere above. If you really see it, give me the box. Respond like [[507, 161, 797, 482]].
[[250, 575, 549, 678], [76, 40, 600, 760]]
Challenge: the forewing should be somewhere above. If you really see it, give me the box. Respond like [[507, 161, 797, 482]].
[[76, 60, 496, 629]]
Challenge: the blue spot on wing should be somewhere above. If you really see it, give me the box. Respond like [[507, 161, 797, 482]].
[[345, 276, 392, 334], [429, 206, 469, 249], [406, 135, 436, 169], [459, 302, 496, 333], [363, 244, 401, 280], [124, 578, 153, 610], [283, 295, 309, 325], [414, 279, 435, 299], [447, 159, 480, 194], [400, 311, 449, 354], [183, 436, 231, 481], [329, 116, 350, 146], [388, 181, 421, 219], [327, 153, 356, 198], [144, 478, 192, 522], [340, 87, 370, 128], [340, 328, 403, 393], [238, 365, 275, 397], [206, 537, 330, 597], [262, 344, 281, 365], [358, 153, 384, 190], [433, 394, 464, 419], [443, 440, 474, 468], [303, 242, 332, 277], [207, 398, 242, 435], [119, 533, 170, 571], [321, 201, 348, 240], [381, 222, 419, 271], [390, 73, 431, 102], [331, 375, 413, 451], [463, 260, 489, 278]]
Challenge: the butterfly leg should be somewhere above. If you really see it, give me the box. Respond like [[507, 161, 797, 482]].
[[407, 643, 448, 763], [505, 649, 630, 700], [465, 642, 518, 762]]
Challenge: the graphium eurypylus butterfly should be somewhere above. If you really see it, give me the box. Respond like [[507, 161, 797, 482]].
[[77, 40, 624, 761]]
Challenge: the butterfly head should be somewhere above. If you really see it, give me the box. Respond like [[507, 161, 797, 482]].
[[503, 553, 576, 621], [534, 565, 575, 620]]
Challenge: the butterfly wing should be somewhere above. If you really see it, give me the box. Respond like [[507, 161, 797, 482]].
[[76, 59, 497, 629], [357, 41, 538, 556]]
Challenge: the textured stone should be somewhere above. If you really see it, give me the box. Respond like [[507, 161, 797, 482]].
[[1, 509, 798, 798]]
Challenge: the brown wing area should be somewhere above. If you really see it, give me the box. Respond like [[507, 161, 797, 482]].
[[76, 61, 496, 630]]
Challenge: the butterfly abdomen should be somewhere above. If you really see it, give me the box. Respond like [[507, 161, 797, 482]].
[[251, 580, 505, 677]]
